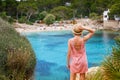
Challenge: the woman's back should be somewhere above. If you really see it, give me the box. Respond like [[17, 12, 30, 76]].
[[69, 37, 85, 57]]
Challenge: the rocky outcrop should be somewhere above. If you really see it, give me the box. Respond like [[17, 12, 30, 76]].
[[76, 66, 100, 80]]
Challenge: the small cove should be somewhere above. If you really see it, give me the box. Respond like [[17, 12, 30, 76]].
[[23, 30, 119, 80]]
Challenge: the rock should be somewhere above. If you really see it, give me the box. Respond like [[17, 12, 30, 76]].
[[76, 66, 100, 80]]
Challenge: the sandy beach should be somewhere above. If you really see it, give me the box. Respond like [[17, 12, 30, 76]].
[[14, 22, 73, 33], [14, 19, 104, 33], [14, 18, 120, 34]]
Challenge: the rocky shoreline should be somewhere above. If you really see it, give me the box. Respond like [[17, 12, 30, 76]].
[[14, 19, 120, 34]]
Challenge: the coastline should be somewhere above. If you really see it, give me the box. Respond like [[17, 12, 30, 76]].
[[14, 22, 120, 34], [13, 19, 104, 34], [14, 22, 73, 33], [13, 20, 118, 80]]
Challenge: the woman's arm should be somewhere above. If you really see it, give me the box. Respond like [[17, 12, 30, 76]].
[[82, 27, 95, 42], [67, 40, 71, 69]]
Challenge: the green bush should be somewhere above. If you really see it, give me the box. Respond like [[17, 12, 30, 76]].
[[0, 18, 36, 80], [0, 75, 9, 80], [102, 36, 120, 80], [0, 12, 14, 23], [38, 11, 48, 20], [43, 14, 55, 25], [110, 3, 120, 16], [29, 14, 38, 23], [8, 16, 14, 23], [89, 12, 99, 20], [18, 16, 27, 23], [109, 3, 120, 20], [50, 6, 73, 20], [0, 12, 8, 20], [26, 20, 33, 25], [18, 16, 33, 25], [89, 12, 102, 22]]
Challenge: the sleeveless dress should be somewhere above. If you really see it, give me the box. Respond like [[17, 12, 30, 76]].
[[69, 38, 88, 73]]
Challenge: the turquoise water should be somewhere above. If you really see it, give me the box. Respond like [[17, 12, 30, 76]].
[[23, 30, 119, 80]]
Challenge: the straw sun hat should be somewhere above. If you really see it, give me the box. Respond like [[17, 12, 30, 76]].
[[72, 24, 83, 35]]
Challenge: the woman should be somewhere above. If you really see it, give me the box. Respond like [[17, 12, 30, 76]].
[[67, 24, 95, 80]]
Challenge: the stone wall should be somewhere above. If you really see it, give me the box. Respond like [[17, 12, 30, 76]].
[[103, 20, 120, 29]]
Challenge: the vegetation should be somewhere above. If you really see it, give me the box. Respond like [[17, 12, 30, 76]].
[[102, 36, 120, 80], [0, 12, 14, 23], [43, 14, 55, 25], [50, 6, 73, 20], [89, 12, 102, 21], [18, 16, 27, 23], [86, 69, 103, 80], [0, 0, 120, 80], [109, 3, 120, 19], [0, 0, 120, 24], [38, 11, 48, 20], [85, 36, 120, 80], [17, 1, 38, 21], [89, 13, 99, 20], [0, 18, 36, 80]]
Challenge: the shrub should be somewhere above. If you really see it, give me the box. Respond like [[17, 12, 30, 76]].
[[102, 36, 120, 80], [38, 11, 48, 20], [7, 16, 14, 23], [89, 12, 103, 22], [26, 20, 33, 25], [0, 18, 36, 80], [0, 12, 8, 20], [110, 3, 120, 17], [18, 16, 27, 23], [18, 16, 33, 25], [43, 14, 55, 25], [89, 12, 99, 20], [109, 3, 120, 20], [29, 14, 38, 23], [0, 75, 9, 80], [50, 6, 73, 20], [86, 69, 103, 80], [0, 12, 14, 23]]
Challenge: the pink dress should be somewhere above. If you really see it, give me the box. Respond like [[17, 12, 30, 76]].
[[69, 38, 88, 73]]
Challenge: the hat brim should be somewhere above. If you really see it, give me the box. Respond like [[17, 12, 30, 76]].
[[72, 29, 82, 35]]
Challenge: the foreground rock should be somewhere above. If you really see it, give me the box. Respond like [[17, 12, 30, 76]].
[[76, 66, 100, 80]]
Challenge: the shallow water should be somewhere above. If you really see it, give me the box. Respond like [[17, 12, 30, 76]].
[[23, 30, 119, 80]]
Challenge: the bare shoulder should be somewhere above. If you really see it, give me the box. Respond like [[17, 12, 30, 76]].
[[68, 38, 74, 41], [68, 38, 72, 43]]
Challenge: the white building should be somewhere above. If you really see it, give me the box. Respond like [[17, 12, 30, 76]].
[[103, 9, 110, 21], [114, 15, 120, 21]]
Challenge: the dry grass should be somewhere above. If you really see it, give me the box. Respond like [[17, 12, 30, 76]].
[[0, 18, 36, 80]]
